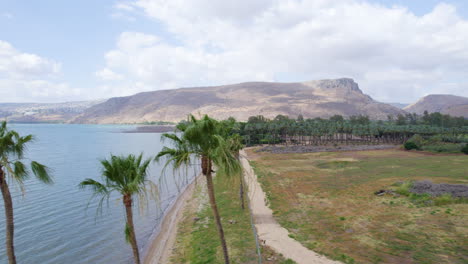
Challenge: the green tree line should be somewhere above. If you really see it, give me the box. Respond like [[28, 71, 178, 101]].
[[234, 113, 468, 146]]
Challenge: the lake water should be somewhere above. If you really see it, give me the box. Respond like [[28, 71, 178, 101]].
[[0, 124, 196, 264]]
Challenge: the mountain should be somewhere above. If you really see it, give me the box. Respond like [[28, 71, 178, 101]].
[[0, 100, 104, 123], [404, 94, 468, 118], [72, 78, 405, 124], [386, 102, 409, 109]]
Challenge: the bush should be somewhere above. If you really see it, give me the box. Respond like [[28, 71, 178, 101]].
[[434, 193, 454, 206], [404, 141, 420, 150], [422, 144, 463, 153], [395, 181, 413, 196], [427, 135, 442, 144], [462, 144, 468, 155], [408, 134, 425, 146]]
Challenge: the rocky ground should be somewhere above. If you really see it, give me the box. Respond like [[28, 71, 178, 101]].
[[411, 180, 468, 198]]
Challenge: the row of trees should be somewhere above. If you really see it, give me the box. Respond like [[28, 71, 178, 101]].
[[236, 114, 468, 146], [388, 111, 468, 127], [0, 116, 243, 264]]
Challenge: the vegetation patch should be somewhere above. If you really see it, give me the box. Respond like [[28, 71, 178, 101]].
[[248, 148, 468, 264], [405, 134, 467, 154], [170, 175, 294, 264]]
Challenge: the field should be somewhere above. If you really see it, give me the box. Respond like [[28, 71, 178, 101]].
[[247, 148, 468, 264], [169, 174, 295, 264]]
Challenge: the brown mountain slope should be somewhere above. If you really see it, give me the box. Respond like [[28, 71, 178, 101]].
[[404, 94, 468, 118], [72, 78, 405, 123]]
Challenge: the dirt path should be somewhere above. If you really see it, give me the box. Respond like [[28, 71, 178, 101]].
[[240, 150, 341, 264], [143, 175, 200, 264]]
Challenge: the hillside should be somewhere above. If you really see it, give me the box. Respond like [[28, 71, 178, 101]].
[[404, 94, 468, 118], [0, 100, 104, 123], [72, 78, 404, 123], [387, 102, 408, 109]]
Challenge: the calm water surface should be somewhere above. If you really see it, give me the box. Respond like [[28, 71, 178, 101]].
[[0, 124, 195, 264]]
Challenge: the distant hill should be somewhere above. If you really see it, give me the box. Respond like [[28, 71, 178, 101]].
[[404, 94, 468, 118], [0, 100, 104, 123], [72, 78, 405, 123], [386, 102, 409, 109]]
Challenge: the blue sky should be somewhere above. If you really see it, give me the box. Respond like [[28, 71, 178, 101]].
[[1, 0, 468, 103]]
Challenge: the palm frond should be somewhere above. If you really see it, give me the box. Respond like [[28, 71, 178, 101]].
[[13, 161, 29, 182], [79, 178, 109, 195], [124, 223, 131, 244], [31, 161, 53, 184]]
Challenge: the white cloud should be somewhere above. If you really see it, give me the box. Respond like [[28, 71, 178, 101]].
[[99, 0, 468, 103], [111, 2, 137, 21], [1, 13, 13, 19], [0, 40, 77, 102], [95, 68, 124, 81]]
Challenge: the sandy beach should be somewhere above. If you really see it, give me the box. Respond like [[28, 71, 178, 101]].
[[143, 175, 201, 264]]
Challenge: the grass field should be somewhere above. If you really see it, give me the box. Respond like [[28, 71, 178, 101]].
[[169, 174, 295, 264], [247, 148, 468, 264]]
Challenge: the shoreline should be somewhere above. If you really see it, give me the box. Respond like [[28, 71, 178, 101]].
[[143, 174, 201, 264]]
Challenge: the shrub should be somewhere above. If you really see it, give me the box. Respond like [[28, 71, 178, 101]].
[[427, 135, 442, 144], [408, 134, 425, 146], [422, 144, 463, 153], [462, 144, 468, 155], [434, 193, 454, 206], [404, 141, 419, 150], [395, 181, 413, 196]]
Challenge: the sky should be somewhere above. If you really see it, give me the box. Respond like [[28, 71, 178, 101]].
[[1, 0, 468, 104]]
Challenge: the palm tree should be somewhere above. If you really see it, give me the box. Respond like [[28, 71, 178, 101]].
[[226, 134, 245, 209], [79, 153, 156, 264], [0, 121, 52, 264], [156, 115, 241, 264]]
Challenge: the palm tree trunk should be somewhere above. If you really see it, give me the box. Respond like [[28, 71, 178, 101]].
[[239, 176, 245, 210], [0, 167, 17, 264], [123, 195, 140, 264], [235, 152, 245, 210], [203, 156, 230, 264]]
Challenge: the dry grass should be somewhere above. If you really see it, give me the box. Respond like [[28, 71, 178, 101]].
[[248, 148, 468, 264]]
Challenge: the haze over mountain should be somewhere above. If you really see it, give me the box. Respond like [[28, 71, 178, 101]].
[[71, 78, 405, 124], [387, 103, 409, 109], [0, 100, 104, 123], [404, 94, 468, 118]]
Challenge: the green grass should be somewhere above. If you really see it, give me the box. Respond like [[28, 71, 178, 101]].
[[248, 149, 468, 264], [170, 174, 295, 264]]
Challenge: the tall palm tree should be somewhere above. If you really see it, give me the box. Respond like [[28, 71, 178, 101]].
[[79, 154, 156, 264], [0, 121, 52, 264], [156, 115, 241, 264], [226, 134, 245, 209]]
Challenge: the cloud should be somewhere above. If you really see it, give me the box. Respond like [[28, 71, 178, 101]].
[[111, 2, 137, 21], [1, 13, 13, 19], [100, 0, 468, 103], [95, 68, 124, 81], [0, 40, 77, 102]]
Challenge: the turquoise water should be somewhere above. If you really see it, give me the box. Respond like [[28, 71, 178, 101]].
[[0, 124, 195, 264]]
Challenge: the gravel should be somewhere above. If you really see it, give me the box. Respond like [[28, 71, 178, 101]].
[[410, 180, 468, 198]]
